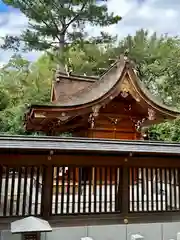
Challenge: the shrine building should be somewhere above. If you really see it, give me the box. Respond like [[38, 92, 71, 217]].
[[1, 56, 180, 239]]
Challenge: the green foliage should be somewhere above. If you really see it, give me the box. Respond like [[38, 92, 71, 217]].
[[149, 119, 180, 142], [0, 90, 9, 111], [0, 54, 52, 134], [1, 29, 180, 142], [2, 0, 121, 53], [48, 30, 180, 142], [113, 30, 180, 107], [63, 29, 180, 108], [63, 43, 115, 75]]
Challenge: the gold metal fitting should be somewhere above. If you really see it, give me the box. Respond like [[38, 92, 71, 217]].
[[49, 150, 54, 155], [129, 152, 133, 157], [124, 218, 128, 224]]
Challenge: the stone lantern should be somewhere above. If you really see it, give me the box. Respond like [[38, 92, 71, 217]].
[[11, 216, 52, 240]]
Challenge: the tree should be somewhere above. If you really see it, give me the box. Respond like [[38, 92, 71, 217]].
[[113, 30, 180, 142], [1, 29, 180, 141], [64, 30, 180, 142], [2, 0, 121, 57], [113, 30, 180, 107], [62, 42, 115, 75], [0, 54, 52, 134]]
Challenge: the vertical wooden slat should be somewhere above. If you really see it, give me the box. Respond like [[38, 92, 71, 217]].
[[22, 167, 28, 216], [146, 168, 149, 211], [164, 168, 168, 211], [155, 168, 158, 211], [61, 166, 65, 214], [88, 167, 92, 213], [16, 167, 22, 216], [131, 167, 135, 212], [94, 167, 97, 213], [28, 166, 34, 215], [82, 170, 86, 213], [0, 166, 2, 208], [129, 168, 131, 212], [99, 167, 102, 212], [0, 166, 3, 207], [72, 167, 76, 214], [178, 168, 180, 210], [3, 166, 9, 216], [35, 167, 40, 215], [128, 166, 130, 212], [114, 167, 118, 211], [141, 168, 144, 212], [104, 167, 107, 212], [159, 168, 163, 211], [77, 167, 82, 213], [173, 168, 177, 210], [150, 168, 154, 211], [40, 167, 45, 216], [66, 166, 71, 214], [55, 167, 59, 214], [169, 168, 172, 210], [9, 168, 16, 216], [109, 166, 112, 212], [136, 168, 139, 212]]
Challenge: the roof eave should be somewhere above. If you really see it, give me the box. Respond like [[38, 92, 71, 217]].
[[127, 68, 180, 118], [0, 135, 180, 155]]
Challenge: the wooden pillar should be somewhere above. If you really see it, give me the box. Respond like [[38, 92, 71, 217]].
[[119, 158, 129, 218], [41, 165, 53, 219]]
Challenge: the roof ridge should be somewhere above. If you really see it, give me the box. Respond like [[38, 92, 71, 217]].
[[55, 57, 125, 105], [57, 72, 98, 81]]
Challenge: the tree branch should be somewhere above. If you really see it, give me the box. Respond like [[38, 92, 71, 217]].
[[20, 0, 54, 36], [37, 0, 63, 42], [61, 1, 88, 34]]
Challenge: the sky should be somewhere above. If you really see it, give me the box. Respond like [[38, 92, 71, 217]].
[[0, 0, 179, 65]]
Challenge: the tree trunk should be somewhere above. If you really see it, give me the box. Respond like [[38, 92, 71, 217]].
[[53, 33, 66, 73], [59, 33, 65, 55]]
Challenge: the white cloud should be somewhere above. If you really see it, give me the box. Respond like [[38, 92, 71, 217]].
[[0, 10, 42, 66], [1, 0, 180, 65], [107, 0, 180, 37], [0, 11, 28, 37]]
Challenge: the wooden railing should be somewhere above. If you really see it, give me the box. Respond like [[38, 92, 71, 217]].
[[0, 163, 180, 222], [52, 166, 121, 215], [0, 166, 44, 217], [129, 167, 180, 212]]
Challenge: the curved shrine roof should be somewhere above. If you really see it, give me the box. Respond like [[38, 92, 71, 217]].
[[35, 56, 180, 116], [25, 55, 180, 133]]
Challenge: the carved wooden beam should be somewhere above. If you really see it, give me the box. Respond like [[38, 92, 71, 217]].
[[130, 117, 146, 132], [88, 105, 101, 129], [148, 108, 156, 120], [120, 77, 141, 102]]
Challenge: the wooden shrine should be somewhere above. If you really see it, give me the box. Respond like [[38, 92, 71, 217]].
[[25, 55, 180, 186], [25, 55, 179, 137], [1, 56, 180, 229]]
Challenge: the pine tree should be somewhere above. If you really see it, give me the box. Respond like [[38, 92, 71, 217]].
[[2, 0, 121, 54]]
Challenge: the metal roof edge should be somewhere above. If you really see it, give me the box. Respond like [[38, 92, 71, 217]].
[[0, 135, 180, 155], [0, 134, 179, 145]]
